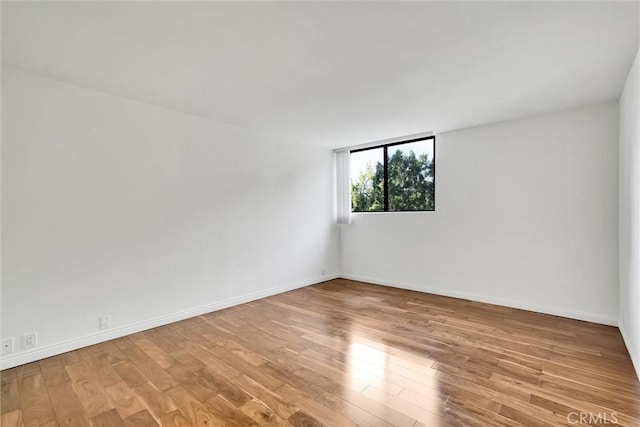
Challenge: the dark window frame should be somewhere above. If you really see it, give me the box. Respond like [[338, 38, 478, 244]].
[[350, 135, 436, 213]]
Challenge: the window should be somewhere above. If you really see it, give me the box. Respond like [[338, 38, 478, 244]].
[[350, 136, 435, 212]]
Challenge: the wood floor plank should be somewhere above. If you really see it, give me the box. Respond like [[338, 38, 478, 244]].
[[195, 366, 252, 407], [165, 363, 217, 403], [0, 409, 24, 427], [131, 382, 177, 421], [361, 384, 444, 426], [208, 346, 283, 391], [104, 381, 147, 420], [315, 390, 394, 427], [498, 404, 556, 427], [65, 361, 113, 418], [336, 389, 417, 427], [441, 394, 520, 427], [123, 409, 160, 427], [118, 346, 178, 392], [203, 394, 260, 427], [1, 375, 20, 414], [168, 350, 206, 372], [14, 363, 41, 381], [287, 410, 325, 427], [102, 343, 128, 366], [134, 340, 176, 370], [47, 381, 92, 427], [181, 342, 235, 375], [112, 362, 148, 390], [238, 398, 289, 426], [85, 354, 123, 388], [232, 373, 300, 420], [146, 331, 184, 355], [1, 279, 638, 426], [164, 386, 226, 427], [159, 410, 193, 427], [217, 339, 270, 367], [40, 362, 70, 389], [276, 383, 357, 427], [17, 372, 57, 427], [90, 408, 126, 427]]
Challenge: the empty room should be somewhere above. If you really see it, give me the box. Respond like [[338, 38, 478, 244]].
[[1, 1, 639, 426]]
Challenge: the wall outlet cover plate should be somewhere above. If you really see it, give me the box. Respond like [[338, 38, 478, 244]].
[[1, 338, 14, 355], [22, 332, 37, 349]]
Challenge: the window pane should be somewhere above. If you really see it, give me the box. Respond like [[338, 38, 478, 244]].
[[350, 147, 384, 212], [388, 140, 435, 211]]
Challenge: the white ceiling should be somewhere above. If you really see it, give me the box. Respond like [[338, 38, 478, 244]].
[[2, 1, 638, 148]]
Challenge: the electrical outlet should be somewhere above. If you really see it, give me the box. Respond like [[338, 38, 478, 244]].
[[22, 332, 37, 349], [99, 315, 111, 330], [1, 338, 14, 355]]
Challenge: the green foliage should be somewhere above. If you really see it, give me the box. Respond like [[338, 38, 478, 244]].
[[351, 161, 384, 212], [351, 149, 434, 212], [388, 149, 434, 211]]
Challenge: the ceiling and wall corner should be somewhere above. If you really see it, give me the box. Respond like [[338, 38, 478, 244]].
[[1, 1, 638, 148]]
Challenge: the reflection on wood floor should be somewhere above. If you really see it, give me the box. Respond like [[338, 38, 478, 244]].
[[1, 278, 639, 426]]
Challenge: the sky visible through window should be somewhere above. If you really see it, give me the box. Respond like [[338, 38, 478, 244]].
[[350, 141, 433, 185]]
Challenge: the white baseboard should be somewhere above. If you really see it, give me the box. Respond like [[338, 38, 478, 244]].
[[340, 273, 619, 326], [0, 273, 339, 370], [618, 320, 640, 382], [1, 272, 623, 371]]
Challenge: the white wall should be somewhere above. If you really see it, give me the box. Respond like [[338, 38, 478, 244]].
[[619, 48, 640, 380], [341, 102, 620, 325], [0, 68, 339, 369]]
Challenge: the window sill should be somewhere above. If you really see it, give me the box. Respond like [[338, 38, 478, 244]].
[[351, 210, 435, 214]]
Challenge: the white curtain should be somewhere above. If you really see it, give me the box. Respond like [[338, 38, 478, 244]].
[[336, 150, 351, 224]]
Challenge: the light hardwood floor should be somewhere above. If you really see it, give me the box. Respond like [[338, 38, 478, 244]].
[[1, 279, 639, 426]]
